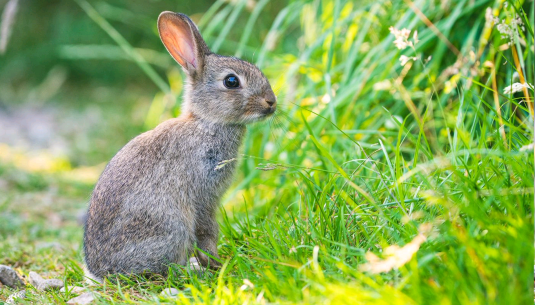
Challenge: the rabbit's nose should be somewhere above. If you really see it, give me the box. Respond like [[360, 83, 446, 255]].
[[264, 90, 277, 107]]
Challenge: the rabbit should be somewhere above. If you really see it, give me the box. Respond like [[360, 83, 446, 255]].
[[83, 11, 277, 282]]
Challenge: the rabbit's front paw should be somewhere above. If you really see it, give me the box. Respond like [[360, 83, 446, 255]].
[[195, 252, 222, 270]]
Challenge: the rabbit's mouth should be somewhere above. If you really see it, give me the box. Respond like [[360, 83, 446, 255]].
[[239, 108, 275, 124], [263, 105, 277, 116], [260, 103, 277, 119]]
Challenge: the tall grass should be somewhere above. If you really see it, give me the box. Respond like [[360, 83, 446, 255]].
[[1, 0, 532, 304]]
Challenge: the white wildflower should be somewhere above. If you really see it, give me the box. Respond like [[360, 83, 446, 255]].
[[399, 55, 418, 66], [503, 82, 534, 95], [511, 16, 525, 31], [497, 21, 513, 42], [399, 55, 410, 66], [485, 7, 499, 24], [389, 26, 413, 50], [491, 5, 525, 45]]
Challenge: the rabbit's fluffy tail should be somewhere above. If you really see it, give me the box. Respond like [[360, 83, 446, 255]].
[[83, 265, 102, 285]]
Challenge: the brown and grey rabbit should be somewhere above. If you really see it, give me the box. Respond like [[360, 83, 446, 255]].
[[83, 11, 276, 282]]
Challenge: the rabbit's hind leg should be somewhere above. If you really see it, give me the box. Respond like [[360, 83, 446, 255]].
[[194, 215, 222, 269], [107, 229, 194, 277]]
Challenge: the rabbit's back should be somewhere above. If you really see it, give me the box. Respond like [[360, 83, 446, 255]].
[[84, 117, 245, 279]]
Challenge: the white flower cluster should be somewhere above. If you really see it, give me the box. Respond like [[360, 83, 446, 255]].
[[389, 27, 419, 50], [503, 82, 534, 95], [399, 55, 419, 66], [485, 6, 525, 45], [485, 7, 499, 24]]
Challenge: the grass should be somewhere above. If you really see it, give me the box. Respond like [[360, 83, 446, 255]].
[[0, 0, 533, 304]]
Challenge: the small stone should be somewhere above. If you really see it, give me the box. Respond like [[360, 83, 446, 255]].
[[6, 290, 26, 304], [188, 257, 205, 272], [0, 265, 25, 288], [61, 286, 86, 294], [66, 292, 96, 305], [160, 288, 180, 298], [29, 271, 64, 291]]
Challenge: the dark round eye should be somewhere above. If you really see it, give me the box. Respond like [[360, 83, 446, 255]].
[[223, 74, 240, 89]]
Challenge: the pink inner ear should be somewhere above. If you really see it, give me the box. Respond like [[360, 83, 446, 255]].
[[160, 16, 197, 69]]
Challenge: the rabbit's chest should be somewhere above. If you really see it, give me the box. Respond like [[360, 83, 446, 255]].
[[166, 122, 244, 199], [200, 146, 236, 178], [195, 128, 243, 178]]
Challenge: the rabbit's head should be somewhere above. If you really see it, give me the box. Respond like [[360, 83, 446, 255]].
[[158, 12, 277, 125]]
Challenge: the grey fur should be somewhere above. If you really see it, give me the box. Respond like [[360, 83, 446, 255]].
[[83, 11, 276, 282]]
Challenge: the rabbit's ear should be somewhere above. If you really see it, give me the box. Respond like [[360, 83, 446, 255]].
[[158, 12, 209, 76]]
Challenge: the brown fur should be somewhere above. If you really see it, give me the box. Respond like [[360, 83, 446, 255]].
[[83, 12, 276, 282]]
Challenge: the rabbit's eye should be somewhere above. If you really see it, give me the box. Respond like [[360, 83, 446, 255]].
[[224, 74, 240, 89]]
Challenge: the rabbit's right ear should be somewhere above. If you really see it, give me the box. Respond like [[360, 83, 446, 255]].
[[158, 12, 210, 77]]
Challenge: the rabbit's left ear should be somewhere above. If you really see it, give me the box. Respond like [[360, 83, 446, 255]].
[[158, 12, 210, 77]]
